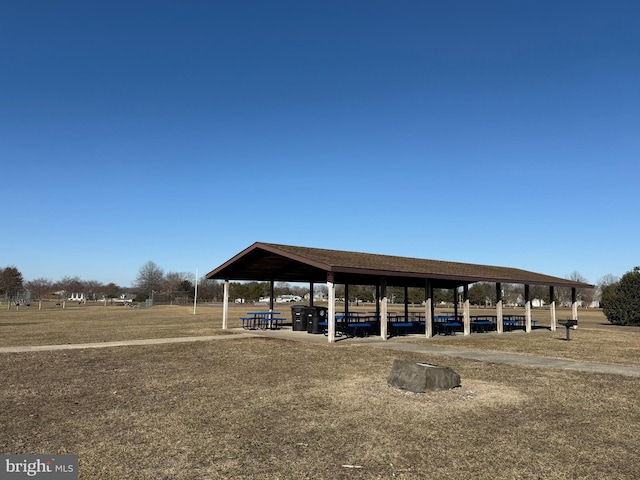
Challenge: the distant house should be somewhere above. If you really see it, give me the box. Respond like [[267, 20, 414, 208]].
[[119, 294, 135, 303], [588, 287, 602, 308], [68, 293, 85, 302]]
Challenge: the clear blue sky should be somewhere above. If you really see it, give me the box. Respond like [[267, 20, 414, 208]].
[[2, 1, 638, 287]]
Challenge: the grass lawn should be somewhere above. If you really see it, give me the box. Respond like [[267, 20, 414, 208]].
[[1, 303, 639, 478], [0, 302, 226, 346]]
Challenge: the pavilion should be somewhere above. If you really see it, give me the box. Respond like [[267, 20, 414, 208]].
[[205, 242, 593, 343]]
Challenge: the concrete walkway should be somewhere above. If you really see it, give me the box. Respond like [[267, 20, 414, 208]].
[[1, 329, 639, 378], [251, 328, 640, 378], [361, 341, 640, 378], [0, 334, 257, 353]]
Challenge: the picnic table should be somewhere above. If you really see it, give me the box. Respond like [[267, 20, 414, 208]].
[[433, 315, 462, 335], [387, 314, 415, 336], [470, 315, 496, 333], [502, 315, 538, 331], [241, 311, 284, 330], [327, 314, 379, 338]]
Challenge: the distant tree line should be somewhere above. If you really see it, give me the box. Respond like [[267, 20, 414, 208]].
[[8, 260, 637, 326], [0, 266, 127, 303]]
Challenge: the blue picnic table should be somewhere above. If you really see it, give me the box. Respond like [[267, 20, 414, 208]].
[[242, 311, 283, 330]]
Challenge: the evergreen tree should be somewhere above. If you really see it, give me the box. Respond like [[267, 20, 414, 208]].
[[602, 267, 640, 326]]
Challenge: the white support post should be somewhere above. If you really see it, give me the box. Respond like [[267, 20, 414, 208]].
[[193, 268, 198, 315], [525, 284, 532, 333], [571, 287, 578, 320], [327, 273, 336, 343], [425, 280, 433, 338], [222, 280, 229, 330], [550, 286, 557, 331], [496, 283, 503, 334], [463, 284, 470, 336], [380, 278, 388, 340]]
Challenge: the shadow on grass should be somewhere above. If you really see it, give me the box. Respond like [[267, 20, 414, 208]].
[[597, 322, 640, 327]]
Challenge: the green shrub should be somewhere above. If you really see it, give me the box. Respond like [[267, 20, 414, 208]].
[[602, 267, 640, 326]]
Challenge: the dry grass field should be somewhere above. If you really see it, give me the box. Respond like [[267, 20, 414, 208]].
[[0, 302, 226, 346], [1, 303, 639, 479]]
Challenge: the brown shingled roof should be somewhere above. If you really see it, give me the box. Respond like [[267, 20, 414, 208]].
[[206, 242, 593, 289]]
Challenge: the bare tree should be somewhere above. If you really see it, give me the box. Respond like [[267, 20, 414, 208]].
[[83, 280, 104, 301], [198, 278, 222, 302], [557, 271, 593, 307], [502, 283, 523, 306], [161, 272, 192, 302], [25, 277, 53, 301], [53, 276, 85, 299], [530, 285, 550, 304], [598, 274, 619, 288], [135, 261, 165, 298]]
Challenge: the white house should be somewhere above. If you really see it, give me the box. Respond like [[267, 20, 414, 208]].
[[532, 298, 545, 308], [68, 293, 85, 302]]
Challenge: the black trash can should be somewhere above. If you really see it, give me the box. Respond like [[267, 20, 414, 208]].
[[307, 306, 327, 334], [291, 306, 308, 331]]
